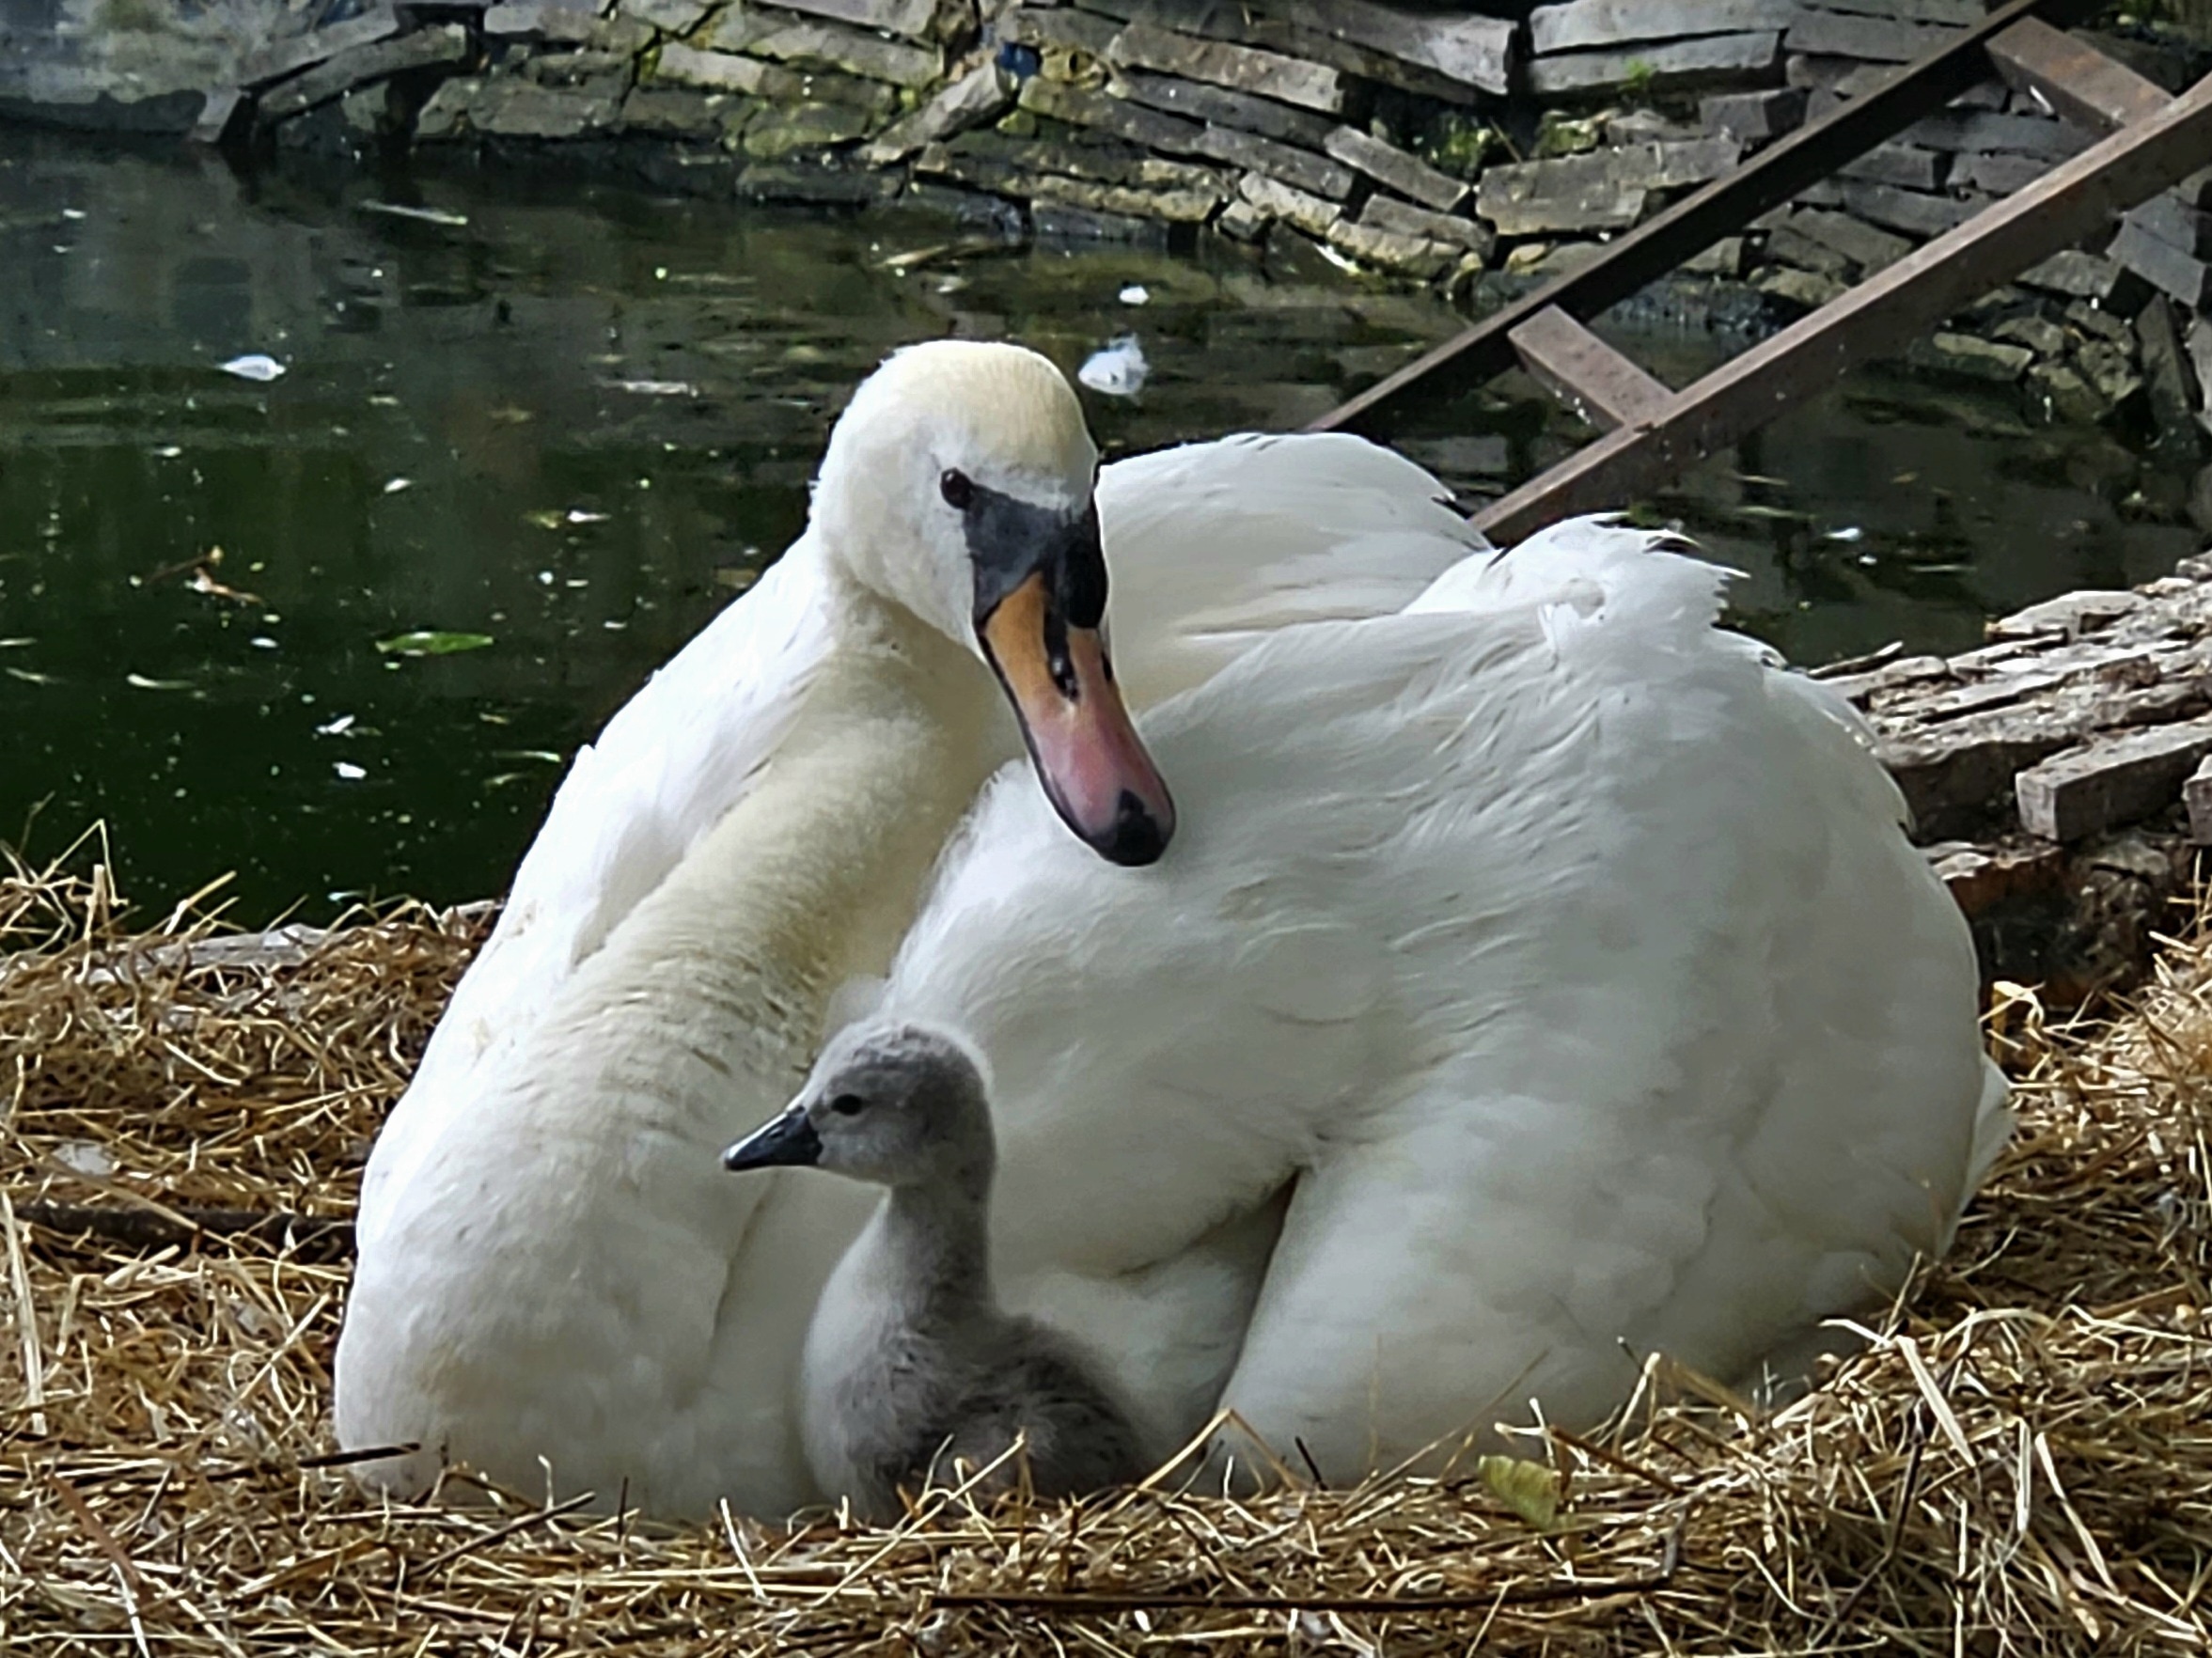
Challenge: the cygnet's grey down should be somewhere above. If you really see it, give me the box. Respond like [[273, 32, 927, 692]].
[[723, 1019, 1144, 1522]]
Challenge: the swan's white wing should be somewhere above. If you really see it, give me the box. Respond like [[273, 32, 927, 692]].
[[360, 541, 837, 1222], [884, 524, 1991, 1467], [1098, 433, 1483, 705]]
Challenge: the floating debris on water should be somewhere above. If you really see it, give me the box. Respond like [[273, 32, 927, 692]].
[[316, 714, 357, 737], [375, 631, 494, 657], [1078, 336, 1148, 398], [1827, 526, 1866, 542], [1119, 283, 1150, 305], [359, 201, 470, 227], [383, 477, 413, 494], [333, 760, 368, 780], [609, 379, 698, 398], [218, 353, 286, 383], [125, 674, 195, 691]]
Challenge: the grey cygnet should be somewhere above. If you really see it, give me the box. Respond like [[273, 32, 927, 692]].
[[723, 1018, 1143, 1523]]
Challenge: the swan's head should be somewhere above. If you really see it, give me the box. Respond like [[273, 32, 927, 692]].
[[721, 1019, 993, 1198], [814, 340, 1173, 867]]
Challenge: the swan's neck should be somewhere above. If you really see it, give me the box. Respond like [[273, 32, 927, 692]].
[[569, 564, 1013, 1122]]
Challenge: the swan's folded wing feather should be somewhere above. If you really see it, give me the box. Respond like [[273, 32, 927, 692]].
[[361, 544, 837, 1218], [1098, 433, 1483, 706]]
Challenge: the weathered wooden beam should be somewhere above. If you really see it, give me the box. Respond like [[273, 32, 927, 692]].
[[1985, 16, 2169, 133], [1307, 0, 2109, 438], [1467, 69, 2212, 543], [1508, 308, 1672, 431]]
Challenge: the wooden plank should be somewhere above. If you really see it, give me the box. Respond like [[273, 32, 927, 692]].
[[1985, 17, 2169, 133], [1509, 307, 1672, 430], [2016, 717, 2212, 841], [1466, 69, 2212, 543], [1307, 0, 2109, 437]]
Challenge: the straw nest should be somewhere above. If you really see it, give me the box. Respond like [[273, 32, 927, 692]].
[[2, 836, 2210, 1656]]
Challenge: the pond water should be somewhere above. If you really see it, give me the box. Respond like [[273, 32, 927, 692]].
[[2, 129, 2204, 921]]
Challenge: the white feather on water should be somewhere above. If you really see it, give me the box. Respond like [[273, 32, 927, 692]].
[[1078, 336, 1148, 398]]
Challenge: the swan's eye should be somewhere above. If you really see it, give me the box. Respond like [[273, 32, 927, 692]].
[[939, 469, 975, 511], [828, 1092, 867, 1118]]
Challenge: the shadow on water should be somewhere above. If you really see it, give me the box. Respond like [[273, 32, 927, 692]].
[[0, 131, 2204, 917]]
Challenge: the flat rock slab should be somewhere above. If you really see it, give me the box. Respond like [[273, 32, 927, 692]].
[[1108, 19, 1348, 115], [1324, 125, 1466, 212], [1360, 193, 1492, 254], [260, 25, 470, 122], [1477, 136, 1740, 237], [2019, 718, 2212, 842], [1299, 0, 1514, 96], [1106, 67, 1336, 149], [1530, 0, 1801, 55], [763, 0, 937, 43], [1526, 31, 1782, 97], [858, 58, 1008, 164], [1785, 9, 1968, 62], [240, 8, 400, 88], [1701, 86, 1808, 142], [652, 43, 797, 97]]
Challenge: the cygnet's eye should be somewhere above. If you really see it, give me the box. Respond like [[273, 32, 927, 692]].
[[939, 468, 975, 511], [828, 1092, 868, 1118]]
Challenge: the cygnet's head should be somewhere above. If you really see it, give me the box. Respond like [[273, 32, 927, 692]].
[[811, 340, 1173, 868], [721, 1020, 994, 1196]]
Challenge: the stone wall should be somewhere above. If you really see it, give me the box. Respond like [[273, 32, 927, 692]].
[[5, 0, 2211, 448]]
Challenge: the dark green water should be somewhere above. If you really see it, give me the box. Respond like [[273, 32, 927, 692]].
[[1, 132, 2204, 920]]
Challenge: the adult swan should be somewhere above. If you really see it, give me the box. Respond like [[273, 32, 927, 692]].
[[336, 341, 2003, 1518]]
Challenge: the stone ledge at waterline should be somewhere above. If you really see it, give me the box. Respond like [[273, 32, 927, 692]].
[[3, 0, 2208, 444]]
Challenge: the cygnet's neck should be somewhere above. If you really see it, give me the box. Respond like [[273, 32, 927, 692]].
[[875, 1157, 997, 1324]]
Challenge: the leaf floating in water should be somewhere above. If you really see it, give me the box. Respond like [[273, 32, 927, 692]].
[[1826, 526, 1865, 543], [1078, 336, 1148, 399], [5, 665, 59, 685], [315, 713, 357, 737], [334, 760, 368, 781], [359, 199, 471, 227], [376, 630, 494, 657], [714, 566, 760, 592], [126, 673, 196, 691], [218, 353, 286, 383], [492, 749, 565, 765], [1474, 1455, 1561, 1530], [523, 508, 565, 531], [608, 379, 699, 398], [0, 637, 32, 649], [383, 477, 413, 494], [1118, 283, 1150, 305]]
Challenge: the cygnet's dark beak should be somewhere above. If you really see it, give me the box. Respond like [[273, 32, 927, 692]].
[[722, 1106, 824, 1173]]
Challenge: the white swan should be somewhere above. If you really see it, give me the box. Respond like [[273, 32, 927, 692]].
[[335, 341, 2003, 1518]]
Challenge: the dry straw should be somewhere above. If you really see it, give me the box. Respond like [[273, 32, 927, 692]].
[[2, 831, 2209, 1654]]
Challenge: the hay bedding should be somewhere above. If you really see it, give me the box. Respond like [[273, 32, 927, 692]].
[[0, 840, 2209, 1655]]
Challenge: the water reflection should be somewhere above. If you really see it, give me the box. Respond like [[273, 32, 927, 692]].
[[0, 131, 2200, 916]]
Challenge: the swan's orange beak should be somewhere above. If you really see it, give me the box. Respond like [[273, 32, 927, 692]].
[[979, 571, 1175, 868]]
